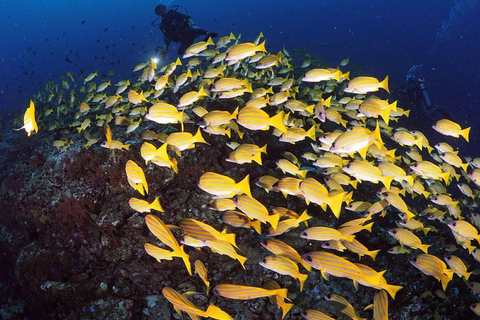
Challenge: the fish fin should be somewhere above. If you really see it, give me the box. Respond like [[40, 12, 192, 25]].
[[204, 304, 232, 320], [465, 271, 472, 281], [237, 255, 248, 269], [236, 174, 252, 198], [256, 40, 267, 53], [442, 171, 450, 184], [419, 243, 431, 254], [440, 273, 451, 292], [415, 136, 424, 150], [252, 151, 262, 165], [307, 126, 316, 141], [150, 197, 164, 212], [381, 176, 394, 190], [461, 162, 469, 172], [380, 75, 389, 93], [364, 304, 373, 311], [422, 227, 431, 236], [277, 300, 294, 319], [268, 213, 281, 231], [368, 249, 380, 261], [385, 284, 403, 299], [461, 127, 471, 142], [298, 169, 309, 179], [274, 288, 290, 301], [250, 220, 262, 234], [326, 192, 345, 218], [298, 273, 308, 292], [270, 110, 288, 133], [379, 105, 391, 126]]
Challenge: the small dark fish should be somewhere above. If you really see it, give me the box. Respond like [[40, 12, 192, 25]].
[[233, 23, 236, 27], [96, 39, 101, 43], [81, 20, 86, 25], [94, 56, 98, 60], [45, 38, 49, 41], [50, 52, 54, 55], [131, 25, 135, 30], [33, 51, 36, 55], [63, 32, 65, 36], [104, 27, 109, 32]]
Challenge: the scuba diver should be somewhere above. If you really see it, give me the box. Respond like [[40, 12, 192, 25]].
[[152, 4, 218, 59], [401, 64, 452, 121]]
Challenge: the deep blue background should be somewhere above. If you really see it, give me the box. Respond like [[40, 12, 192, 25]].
[[1, 0, 479, 151]]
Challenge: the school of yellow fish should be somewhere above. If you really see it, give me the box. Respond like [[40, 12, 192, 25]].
[[18, 31, 480, 319]]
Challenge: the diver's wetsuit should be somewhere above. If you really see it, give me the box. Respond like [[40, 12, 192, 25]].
[[159, 8, 209, 55]]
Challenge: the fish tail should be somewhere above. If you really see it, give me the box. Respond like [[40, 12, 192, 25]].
[[385, 284, 403, 299], [252, 151, 262, 165], [364, 222, 374, 232], [256, 40, 267, 53], [270, 111, 288, 133], [260, 144, 268, 155], [368, 249, 380, 261], [326, 192, 345, 218], [298, 169, 309, 179], [298, 273, 308, 292], [465, 271, 472, 281], [380, 75, 389, 93], [440, 273, 451, 291], [205, 37, 214, 46], [178, 245, 192, 275], [419, 243, 430, 254], [278, 300, 294, 319], [379, 106, 391, 126], [197, 86, 208, 97], [372, 121, 384, 148], [414, 136, 424, 150], [342, 71, 351, 80], [381, 176, 394, 190], [229, 32, 236, 40], [306, 126, 316, 141], [389, 100, 398, 112], [193, 128, 208, 145], [150, 197, 164, 212], [441, 171, 450, 184], [250, 219, 262, 234], [422, 227, 431, 236], [171, 158, 178, 174], [332, 70, 341, 82], [340, 118, 348, 128], [204, 304, 232, 320], [236, 174, 252, 198], [267, 213, 281, 231], [461, 162, 469, 172], [273, 288, 289, 301], [461, 127, 471, 142], [225, 127, 231, 138], [124, 144, 130, 151], [406, 175, 415, 187], [350, 179, 358, 189], [231, 106, 239, 119], [306, 104, 315, 114], [237, 254, 248, 269]]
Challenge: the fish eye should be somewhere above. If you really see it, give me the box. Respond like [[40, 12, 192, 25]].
[[452, 222, 456, 227], [325, 242, 330, 246], [263, 240, 268, 245], [346, 164, 350, 168], [262, 259, 267, 264], [433, 197, 437, 201], [392, 230, 397, 234], [325, 294, 331, 299], [471, 283, 475, 288], [301, 232, 308, 237], [411, 257, 417, 262], [445, 255, 451, 260], [306, 255, 312, 262]]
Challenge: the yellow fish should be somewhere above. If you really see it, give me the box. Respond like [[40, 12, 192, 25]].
[[144, 214, 191, 275], [198, 172, 251, 198], [432, 119, 470, 142], [15, 100, 38, 136]]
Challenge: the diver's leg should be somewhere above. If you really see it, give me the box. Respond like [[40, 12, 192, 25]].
[[178, 31, 196, 55]]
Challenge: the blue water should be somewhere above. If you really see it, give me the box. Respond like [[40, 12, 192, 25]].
[[1, 0, 479, 149]]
